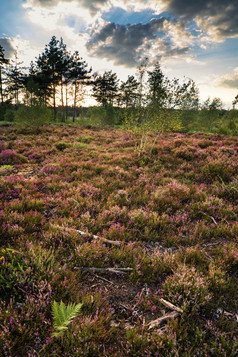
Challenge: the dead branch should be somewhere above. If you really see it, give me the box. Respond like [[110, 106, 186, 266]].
[[147, 311, 179, 329], [52, 225, 121, 247], [94, 274, 114, 285], [199, 211, 217, 225], [158, 298, 183, 314], [74, 267, 133, 274]]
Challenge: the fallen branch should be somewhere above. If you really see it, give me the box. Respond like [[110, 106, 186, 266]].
[[94, 274, 114, 285], [147, 311, 179, 329], [74, 267, 133, 274], [199, 211, 217, 225], [158, 298, 183, 314], [52, 225, 121, 247]]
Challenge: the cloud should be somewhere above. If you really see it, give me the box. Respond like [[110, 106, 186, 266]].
[[216, 67, 238, 89], [162, 0, 238, 41], [0, 38, 15, 58], [26, 0, 238, 42], [86, 18, 191, 67], [27, 0, 109, 13]]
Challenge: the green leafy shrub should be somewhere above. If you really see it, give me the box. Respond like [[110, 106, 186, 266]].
[[123, 107, 182, 155], [4, 109, 15, 122], [14, 105, 52, 132], [0, 165, 14, 175], [86, 105, 116, 127], [73, 142, 87, 150]]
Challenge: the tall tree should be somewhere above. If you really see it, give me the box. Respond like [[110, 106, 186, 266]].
[[92, 71, 119, 106], [67, 51, 91, 122], [0, 45, 9, 103], [57, 38, 71, 122], [147, 63, 166, 107], [36, 36, 67, 120], [164, 77, 199, 110], [5, 53, 24, 108], [21, 61, 41, 106], [120, 75, 139, 108], [201, 97, 223, 131]]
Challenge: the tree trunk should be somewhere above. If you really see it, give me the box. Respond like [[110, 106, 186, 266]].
[[0, 67, 3, 103], [73, 83, 77, 123], [65, 84, 68, 121], [61, 81, 65, 122], [53, 84, 56, 120]]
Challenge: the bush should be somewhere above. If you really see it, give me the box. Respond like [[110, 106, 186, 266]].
[[4, 109, 15, 122], [14, 105, 53, 131], [86, 104, 115, 126]]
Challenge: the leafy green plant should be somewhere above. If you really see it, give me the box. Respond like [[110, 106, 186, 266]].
[[123, 106, 182, 155], [51, 300, 83, 337], [0, 164, 14, 175], [4, 109, 15, 122], [14, 105, 52, 132]]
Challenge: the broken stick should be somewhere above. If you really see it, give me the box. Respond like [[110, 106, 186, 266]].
[[52, 225, 121, 247], [158, 298, 183, 314], [147, 311, 179, 329], [74, 267, 133, 274]]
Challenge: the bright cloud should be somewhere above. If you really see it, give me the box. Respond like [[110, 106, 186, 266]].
[[216, 68, 238, 89]]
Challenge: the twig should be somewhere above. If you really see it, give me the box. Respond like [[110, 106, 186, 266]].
[[147, 311, 179, 329], [94, 274, 114, 285], [158, 298, 183, 314], [74, 267, 133, 274], [52, 225, 121, 247], [199, 211, 217, 225]]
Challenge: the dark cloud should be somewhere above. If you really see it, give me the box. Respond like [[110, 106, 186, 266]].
[[164, 0, 238, 40], [30, 0, 238, 40], [0, 38, 15, 58], [86, 18, 190, 67]]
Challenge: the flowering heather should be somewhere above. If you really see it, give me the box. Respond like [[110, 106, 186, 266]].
[[0, 125, 237, 355], [0, 150, 28, 165]]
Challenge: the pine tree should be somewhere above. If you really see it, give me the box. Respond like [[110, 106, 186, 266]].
[[147, 63, 166, 107], [92, 71, 119, 106], [0, 44, 9, 103], [36, 36, 67, 120], [120, 75, 139, 108], [5, 53, 24, 108]]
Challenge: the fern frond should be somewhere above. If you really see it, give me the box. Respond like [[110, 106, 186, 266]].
[[51, 300, 83, 337]]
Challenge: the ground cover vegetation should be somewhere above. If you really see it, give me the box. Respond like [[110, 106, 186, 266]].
[[0, 124, 237, 356]]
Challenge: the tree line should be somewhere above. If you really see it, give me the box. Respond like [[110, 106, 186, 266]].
[[0, 36, 237, 135]]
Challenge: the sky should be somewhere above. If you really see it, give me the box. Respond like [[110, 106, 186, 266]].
[[0, 0, 238, 107]]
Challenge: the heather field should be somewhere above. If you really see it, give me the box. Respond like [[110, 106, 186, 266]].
[[0, 125, 238, 356]]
